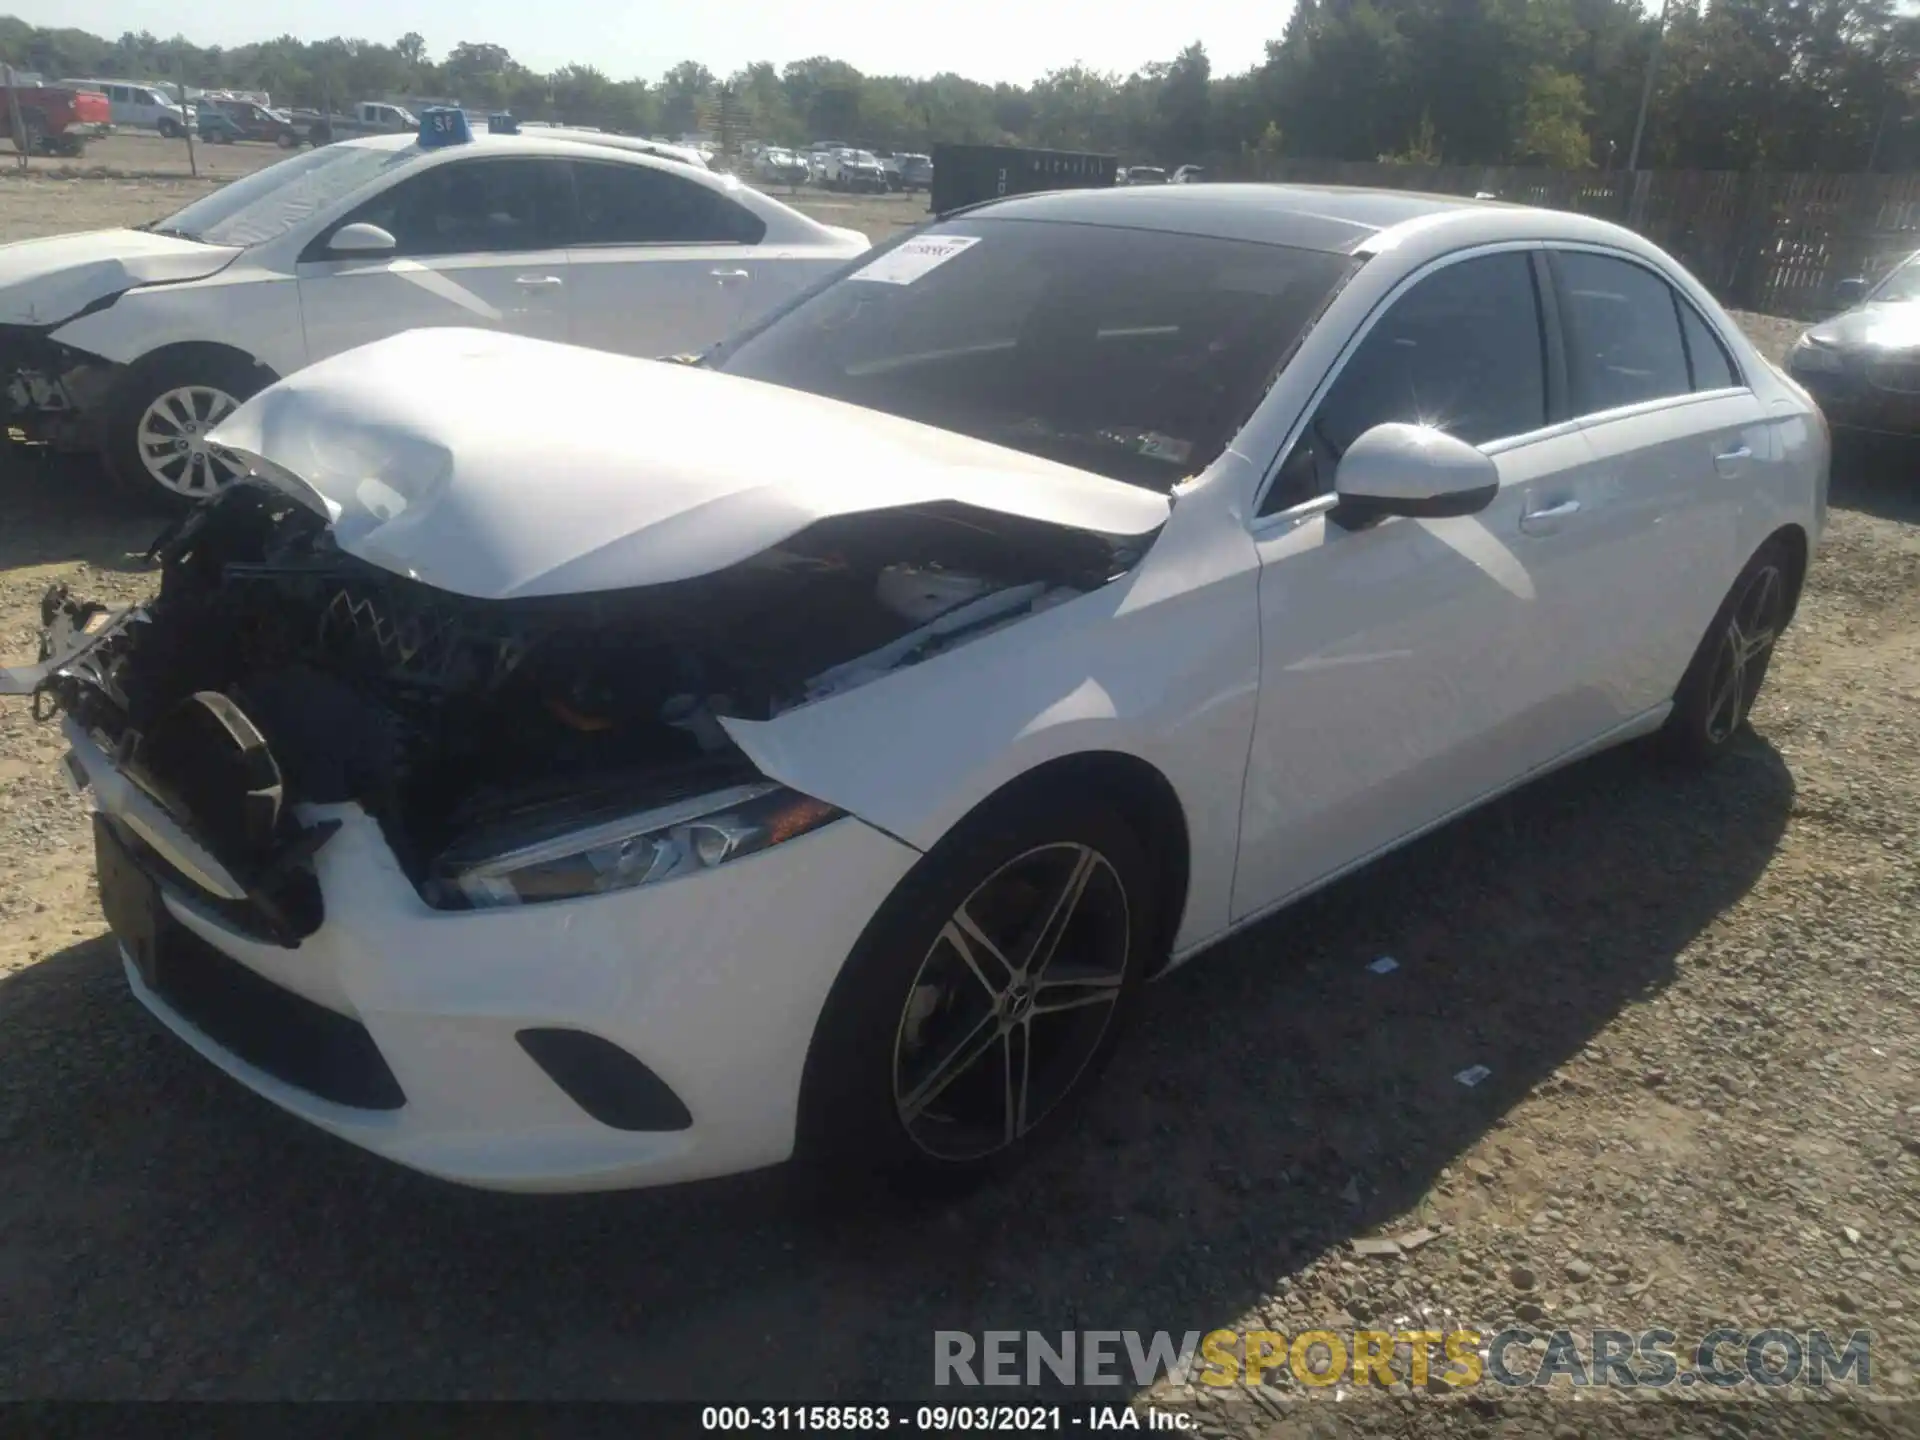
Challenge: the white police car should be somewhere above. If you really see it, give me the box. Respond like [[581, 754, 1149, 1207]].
[[1, 110, 870, 507]]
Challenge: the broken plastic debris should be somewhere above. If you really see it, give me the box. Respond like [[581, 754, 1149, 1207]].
[[1351, 1237, 1402, 1259], [1339, 1176, 1361, 1205], [1368, 956, 1399, 974], [1455, 1065, 1493, 1087], [1395, 1227, 1439, 1252]]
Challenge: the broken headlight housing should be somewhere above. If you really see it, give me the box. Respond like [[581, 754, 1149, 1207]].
[[426, 782, 844, 910]]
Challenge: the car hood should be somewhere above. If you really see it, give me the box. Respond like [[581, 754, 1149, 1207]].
[[0, 229, 241, 327], [208, 327, 1171, 601], [1806, 301, 1920, 353]]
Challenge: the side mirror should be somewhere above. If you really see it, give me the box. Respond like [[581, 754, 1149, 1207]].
[[1329, 423, 1499, 531], [1832, 276, 1867, 307], [328, 222, 397, 256]]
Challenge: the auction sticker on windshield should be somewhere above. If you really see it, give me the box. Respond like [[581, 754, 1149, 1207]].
[[851, 235, 981, 285]]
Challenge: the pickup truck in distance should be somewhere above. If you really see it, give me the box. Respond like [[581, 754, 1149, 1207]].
[[1, 84, 112, 157], [287, 99, 419, 146]]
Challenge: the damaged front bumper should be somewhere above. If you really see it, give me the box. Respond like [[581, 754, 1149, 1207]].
[[0, 327, 118, 452], [63, 719, 922, 1191]]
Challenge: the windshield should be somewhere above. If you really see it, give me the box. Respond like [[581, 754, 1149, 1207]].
[[717, 217, 1354, 490], [150, 144, 415, 247], [1870, 253, 1920, 304]]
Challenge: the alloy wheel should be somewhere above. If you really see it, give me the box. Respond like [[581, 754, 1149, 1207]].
[[137, 386, 246, 498], [1703, 562, 1785, 744], [892, 842, 1130, 1163]]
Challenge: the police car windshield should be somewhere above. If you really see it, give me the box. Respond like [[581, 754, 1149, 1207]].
[[151, 144, 414, 247]]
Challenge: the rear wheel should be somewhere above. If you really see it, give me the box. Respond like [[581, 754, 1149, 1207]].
[[797, 791, 1154, 1195], [1660, 536, 1795, 763], [104, 351, 272, 512]]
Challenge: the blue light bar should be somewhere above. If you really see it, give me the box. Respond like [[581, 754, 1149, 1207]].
[[419, 107, 471, 147], [488, 112, 519, 135]]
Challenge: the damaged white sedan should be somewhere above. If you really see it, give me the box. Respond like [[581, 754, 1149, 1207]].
[[4, 186, 1827, 1193]]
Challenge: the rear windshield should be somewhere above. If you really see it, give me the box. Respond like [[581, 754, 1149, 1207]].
[[717, 217, 1353, 489]]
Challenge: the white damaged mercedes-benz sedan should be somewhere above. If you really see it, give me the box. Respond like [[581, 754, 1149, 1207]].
[[3, 185, 1828, 1194]]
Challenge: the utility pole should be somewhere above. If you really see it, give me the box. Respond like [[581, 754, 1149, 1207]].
[[1626, 0, 1671, 172], [175, 75, 198, 178], [4, 65, 28, 169], [1865, 89, 1895, 172]]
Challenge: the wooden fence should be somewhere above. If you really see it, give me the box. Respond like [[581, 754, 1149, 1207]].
[[1213, 157, 1920, 319]]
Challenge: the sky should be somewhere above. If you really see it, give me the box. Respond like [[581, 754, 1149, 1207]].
[[17, 0, 1289, 86]]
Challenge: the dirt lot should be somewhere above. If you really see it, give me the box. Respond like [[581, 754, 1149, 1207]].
[[1, 171, 1917, 1436]]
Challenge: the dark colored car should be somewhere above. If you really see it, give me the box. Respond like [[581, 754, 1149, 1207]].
[[214, 99, 304, 147], [1786, 250, 1920, 440], [898, 153, 932, 191], [193, 106, 241, 142]]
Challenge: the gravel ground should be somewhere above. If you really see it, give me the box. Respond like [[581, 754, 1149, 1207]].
[[0, 180, 1917, 1438]]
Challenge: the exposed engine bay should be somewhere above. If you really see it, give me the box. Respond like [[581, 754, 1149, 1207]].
[[15, 480, 1150, 943]]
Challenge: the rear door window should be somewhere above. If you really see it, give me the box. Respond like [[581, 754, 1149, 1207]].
[[1553, 251, 1692, 415], [569, 161, 766, 245], [1677, 300, 1740, 391]]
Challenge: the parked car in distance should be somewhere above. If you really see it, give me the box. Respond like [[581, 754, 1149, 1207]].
[[0, 121, 867, 507], [823, 148, 889, 193], [878, 154, 905, 191], [213, 99, 304, 147], [756, 147, 811, 186], [1786, 248, 1920, 440], [192, 104, 242, 143], [0, 82, 110, 156], [897, 153, 933, 191], [58, 78, 189, 136], [1171, 164, 1206, 184], [1121, 165, 1168, 185], [289, 99, 418, 146], [4, 184, 1826, 1197]]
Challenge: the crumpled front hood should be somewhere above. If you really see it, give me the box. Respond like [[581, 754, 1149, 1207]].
[[1807, 300, 1920, 354], [210, 327, 1171, 601], [1, 229, 241, 328]]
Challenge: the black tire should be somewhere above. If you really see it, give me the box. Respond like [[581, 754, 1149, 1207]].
[[1659, 535, 1796, 765], [102, 349, 274, 513], [796, 789, 1155, 1197], [276, 130, 299, 148], [157, 117, 182, 139]]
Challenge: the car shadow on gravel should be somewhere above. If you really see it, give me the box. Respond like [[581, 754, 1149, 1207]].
[[1829, 436, 1920, 526], [0, 735, 1793, 1401], [0, 453, 166, 576]]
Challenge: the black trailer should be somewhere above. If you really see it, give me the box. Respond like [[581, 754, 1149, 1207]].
[[929, 143, 1117, 214]]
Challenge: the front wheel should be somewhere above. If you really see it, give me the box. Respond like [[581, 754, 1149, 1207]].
[[1659, 536, 1796, 764], [797, 791, 1154, 1195], [103, 351, 272, 512], [276, 130, 298, 148], [157, 117, 182, 139]]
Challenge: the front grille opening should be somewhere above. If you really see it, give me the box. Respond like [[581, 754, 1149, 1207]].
[[154, 924, 405, 1111]]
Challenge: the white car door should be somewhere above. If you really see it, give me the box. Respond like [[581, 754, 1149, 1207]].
[[563, 159, 762, 358], [1233, 248, 1604, 921], [1541, 246, 1773, 723], [296, 156, 573, 364]]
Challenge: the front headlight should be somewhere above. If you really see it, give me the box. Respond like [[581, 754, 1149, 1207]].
[[1788, 334, 1844, 374], [428, 781, 844, 910]]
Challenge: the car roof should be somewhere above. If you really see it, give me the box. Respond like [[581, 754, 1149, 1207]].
[[341, 129, 707, 170], [963, 182, 1505, 253]]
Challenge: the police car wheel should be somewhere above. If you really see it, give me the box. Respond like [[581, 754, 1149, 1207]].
[[106, 352, 271, 512]]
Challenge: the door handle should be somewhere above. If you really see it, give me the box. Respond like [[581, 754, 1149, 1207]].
[[710, 268, 751, 285], [1519, 498, 1581, 534], [514, 274, 564, 288], [1714, 444, 1752, 476]]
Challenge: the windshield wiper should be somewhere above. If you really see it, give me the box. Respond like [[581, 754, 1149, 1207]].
[[141, 224, 202, 242]]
